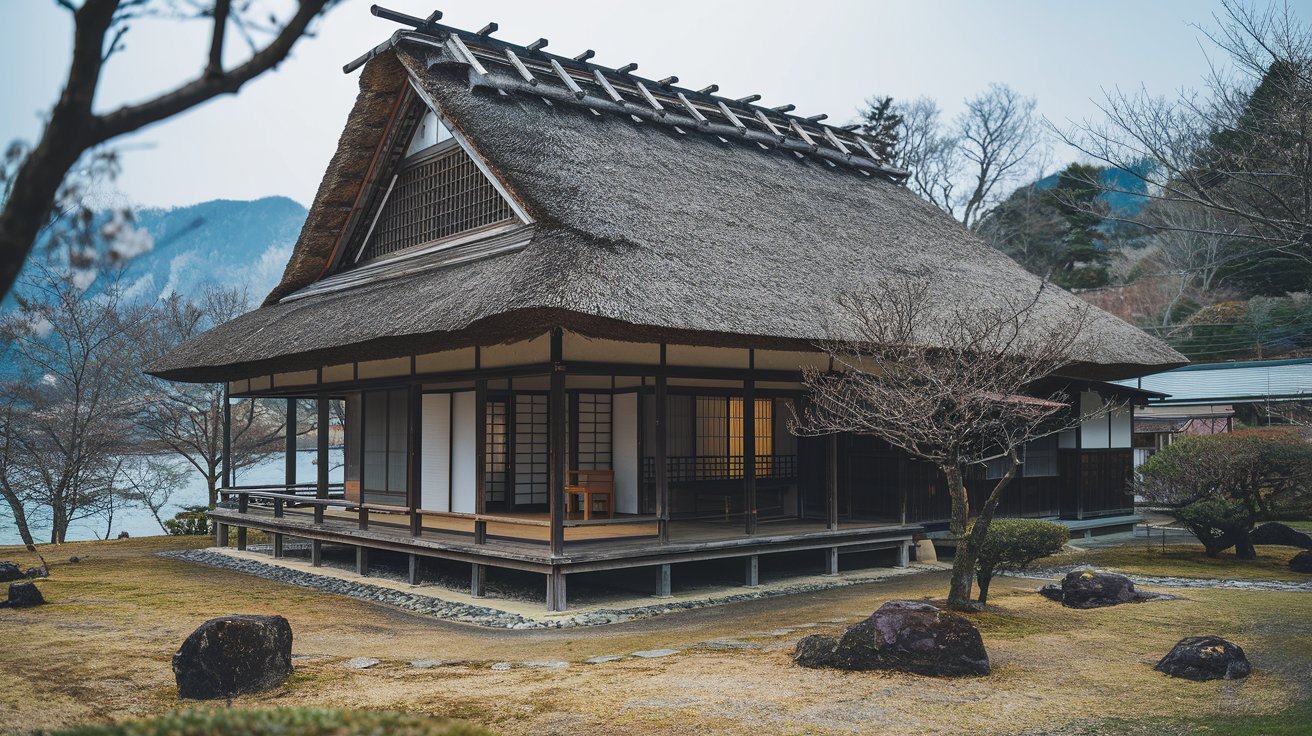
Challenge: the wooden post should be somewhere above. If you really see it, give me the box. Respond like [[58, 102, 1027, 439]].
[[656, 563, 672, 597], [215, 522, 228, 547], [408, 554, 421, 585], [827, 434, 839, 531], [896, 542, 909, 568], [549, 329, 567, 557], [474, 519, 487, 544], [272, 532, 284, 558], [285, 398, 297, 489], [356, 546, 369, 576], [273, 498, 284, 518], [221, 389, 232, 492], [471, 563, 486, 597], [655, 355, 670, 544], [824, 546, 839, 575], [547, 567, 567, 612], [744, 379, 757, 535], [408, 383, 422, 537], [311, 539, 322, 566], [236, 526, 247, 550], [744, 554, 759, 587], [315, 396, 329, 525], [475, 378, 487, 514]]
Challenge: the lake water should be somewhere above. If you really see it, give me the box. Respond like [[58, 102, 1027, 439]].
[[0, 449, 343, 547]]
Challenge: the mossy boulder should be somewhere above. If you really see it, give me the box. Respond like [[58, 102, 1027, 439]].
[[1155, 636, 1251, 681], [1054, 570, 1151, 609], [172, 615, 293, 699], [795, 600, 989, 676]]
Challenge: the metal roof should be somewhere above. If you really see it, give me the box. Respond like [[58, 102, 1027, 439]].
[[1114, 358, 1312, 405]]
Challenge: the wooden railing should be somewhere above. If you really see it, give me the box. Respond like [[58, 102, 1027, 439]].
[[218, 487, 659, 546]]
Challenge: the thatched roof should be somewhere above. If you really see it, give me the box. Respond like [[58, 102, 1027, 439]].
[[150, 25, 1186, 384]]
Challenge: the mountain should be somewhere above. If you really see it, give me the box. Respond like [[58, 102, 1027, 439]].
[[113, 196, 307, 304], [1031, 164, 1152, 217]]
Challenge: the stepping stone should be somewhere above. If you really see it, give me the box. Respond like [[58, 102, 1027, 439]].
[[490, 662, 513, 671], [410, 659, 444, 668], [524, 661, 569, 669], [769, 629, 795, 636], [699, 639, 759, 650], [343, 657, 380, 670], [631, 649, 679, 658], [586, 655, 626, 664]]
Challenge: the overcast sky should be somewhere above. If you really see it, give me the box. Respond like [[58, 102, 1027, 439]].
[[4, 0, 1305, 210]]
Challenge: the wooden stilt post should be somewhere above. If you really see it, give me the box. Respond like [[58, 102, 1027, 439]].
[[548, 329, 567, 558], [311, 539, 322, 566], [547, 567, 567, 612], [744, 377, 757, 536], [408, 554, 421, 585], [272, 532, 284, 558], [471, 563, 486, 597], [745, 554, 759, 587], [655, 347, 670, 544], [896, 542, 909, 568], [356, 546, 369, 576], [215, 522, 228, 547], [236, 526, 247, 551], [824, 546, 839, 575], [316, 395, 329, 525], [657, 563, 672, 597]]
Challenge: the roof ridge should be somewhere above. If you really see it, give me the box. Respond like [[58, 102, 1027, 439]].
[[346, 6, 908, 182]]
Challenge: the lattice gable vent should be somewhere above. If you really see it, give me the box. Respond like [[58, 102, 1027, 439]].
[[349, 106, 521, 266]]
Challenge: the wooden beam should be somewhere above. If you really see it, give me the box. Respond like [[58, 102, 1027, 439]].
[[549, 328, 567, 557]]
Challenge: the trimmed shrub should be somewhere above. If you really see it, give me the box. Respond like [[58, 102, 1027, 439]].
[[975, 518, 1068, 603], [1173, 498, 1254, 558], [34, 708, 489, 736], [164, 506, 212, 536]]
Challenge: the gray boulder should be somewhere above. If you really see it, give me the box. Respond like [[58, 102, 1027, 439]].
[[1038, 583, 1064, 602], [24, 566, 47, 579], [1251, 522, 1312, 550], [1155, 636, 1251, 681], [1057, 570, 1150, 609], [4, 581, 45, 607], [807, 600, 990, 677], [0, 562, 22, 583], [1290, 550, 1312, 573], [172, 615, 293, 699], [792, 634, 839, 668]]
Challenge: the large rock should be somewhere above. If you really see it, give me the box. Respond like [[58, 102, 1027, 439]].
[[1251, 522, 1312, 550], [0, 562, 23, 583], [5, 582, 45, 607], [1155, 636, 1251, 681], [1290, 550, 1312, 573], [1057, 570, 1150, 609], [796, 600, 989, 676], [172, 615, 293, 699], [793, 634, 839, 668]]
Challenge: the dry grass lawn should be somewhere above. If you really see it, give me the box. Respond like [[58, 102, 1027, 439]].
[[1059, 541, 1312, 581], [2, 536, 1310, 736]]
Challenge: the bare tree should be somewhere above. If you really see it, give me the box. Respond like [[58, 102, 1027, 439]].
[[0, 263, 147, 543], [0, 392, 39, 551], [0, 0, 338, 300], [136, 286, 286, 506], [113, 455, 190, 534], [872, 85, 1046, 230], [793, 273, 1107, 611], [1142, 202, 1239, 326], [1056, 0, 1312, 257]]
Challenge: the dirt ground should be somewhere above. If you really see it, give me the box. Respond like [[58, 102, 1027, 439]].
[[2, 536, 1309, 735]]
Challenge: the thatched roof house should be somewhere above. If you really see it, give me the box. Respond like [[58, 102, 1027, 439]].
[[160, 11, 1184, 613]]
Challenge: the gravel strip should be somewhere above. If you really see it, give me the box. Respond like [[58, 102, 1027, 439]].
[[1019, 565, 1312, 592]]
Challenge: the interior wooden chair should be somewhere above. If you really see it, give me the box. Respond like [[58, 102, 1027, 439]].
[[565, 469, 615, 520]]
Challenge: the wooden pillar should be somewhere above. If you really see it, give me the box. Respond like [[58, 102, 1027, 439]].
[[408, 554, 421, 585], [655, 351, 670, 544], [744, 378, 757, 536], [474, 378, 487, 514], [236, 526, 247, 550], [310, 539, 322, 566], [548, 329, 566, 557], [221, 389, 232, 492], [470, 563, 486, 597], [285, 398, 297, 489], [408, 383, 423, 537], [744, 554, 759, 587], [315, 396, 329, 525], [656, 563, 672, 597], [824, 546, 839, 575], [827, 434, 839, 530], [547, 567, 567, 612], [896, 542, 910, 568], [272, 532, 284, 558], [215, 522, 228, 547], [356, 546, 369, 576]]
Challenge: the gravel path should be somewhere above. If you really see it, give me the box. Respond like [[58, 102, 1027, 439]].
[[1019, 564, 1312, 592]]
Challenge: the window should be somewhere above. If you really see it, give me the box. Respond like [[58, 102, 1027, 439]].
[[575, 393, 612, 470], [984, 455, 1009, 480], [485, 399, 508, 504], [1023, 434, 1059, 478], [513, 394, 548, 507], [360, 388, 409, 502]]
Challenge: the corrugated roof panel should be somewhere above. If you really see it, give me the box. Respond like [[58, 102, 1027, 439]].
[[1115, 359, 1312, 404]]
